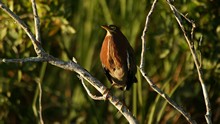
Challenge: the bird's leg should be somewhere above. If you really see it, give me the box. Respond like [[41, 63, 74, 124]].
[[119, 91, 129, 110], [122, 91, 125, 104]]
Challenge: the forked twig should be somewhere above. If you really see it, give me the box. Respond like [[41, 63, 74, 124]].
[[166, 0, 212, 123], [78, 75, 106, 101], [140, 0, 196, 123], [31, 0, 41, 43]]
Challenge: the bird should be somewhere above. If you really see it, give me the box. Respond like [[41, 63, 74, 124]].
[[100, 25, 137, 92]]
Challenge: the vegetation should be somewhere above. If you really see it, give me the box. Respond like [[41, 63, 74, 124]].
[[0, 0, 219, 123]]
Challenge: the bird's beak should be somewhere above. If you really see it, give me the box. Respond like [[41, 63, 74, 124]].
[[101, 25, 110, 31]]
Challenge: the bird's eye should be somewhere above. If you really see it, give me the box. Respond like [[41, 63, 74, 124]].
[[109, 25, 116, 30]]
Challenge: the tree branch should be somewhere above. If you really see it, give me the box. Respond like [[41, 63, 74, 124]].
[[31, 0, 41, 43], [0, 57, 48, 63], [166, 0, 212, 123], [139, 0, 196, 123], [140, 0, 158, 70]]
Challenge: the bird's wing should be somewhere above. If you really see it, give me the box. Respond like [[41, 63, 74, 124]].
[[126, 47, 137, 73], [126, 47, 137, 84]]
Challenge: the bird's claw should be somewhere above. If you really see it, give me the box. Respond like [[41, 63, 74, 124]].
[[103, 88, 110, 100]]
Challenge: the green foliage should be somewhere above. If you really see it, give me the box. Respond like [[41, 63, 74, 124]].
[[0, 0, 219, 123]]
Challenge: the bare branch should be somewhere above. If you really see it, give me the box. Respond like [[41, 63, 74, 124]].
[[140, 0, 158, 69], [35, 78, 44, 124], [139, 0, 196, 123], [166, 0, 212, 123], [78, 75, 106, 100], [31, 0, 41, 43], [0, 57, 48, 63]]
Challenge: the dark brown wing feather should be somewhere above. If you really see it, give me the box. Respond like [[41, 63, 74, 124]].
[[125, 45, 137, 90]]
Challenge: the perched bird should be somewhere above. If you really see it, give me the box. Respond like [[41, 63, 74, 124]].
[[100, 25, 137, 91]]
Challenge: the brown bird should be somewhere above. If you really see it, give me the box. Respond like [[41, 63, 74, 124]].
[[100, 25, 137, 91]]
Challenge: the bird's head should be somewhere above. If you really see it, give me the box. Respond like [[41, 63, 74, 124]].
[[101, 25, 121, 36]]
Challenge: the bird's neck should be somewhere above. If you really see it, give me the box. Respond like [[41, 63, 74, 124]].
[[106, 30, 112, 36]]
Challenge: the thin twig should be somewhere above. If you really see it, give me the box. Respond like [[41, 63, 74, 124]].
[[35, 78, 44, 124], [78, 75, 106, 100], [140, 0, 158, 69], [166, 0, 212, 123], [139, 0, 196, 123], [0, 57, 48, 63], [31, 0, 41, 43]]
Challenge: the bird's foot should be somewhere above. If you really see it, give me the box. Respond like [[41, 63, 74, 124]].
[[103, 88, 111, 100]]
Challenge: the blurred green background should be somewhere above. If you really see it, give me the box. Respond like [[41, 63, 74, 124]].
[[0, 0, 219, 124]]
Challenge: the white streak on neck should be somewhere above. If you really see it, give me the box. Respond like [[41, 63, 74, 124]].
[[107, 33, 111, 60], [106, 30, 112, 61], [106, 30, 111, 36]]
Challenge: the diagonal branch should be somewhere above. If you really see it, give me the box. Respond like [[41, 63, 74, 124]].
[[166, 1, 212, 123], [139, 0, 196, 123], [31, 0, 41, 43]]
